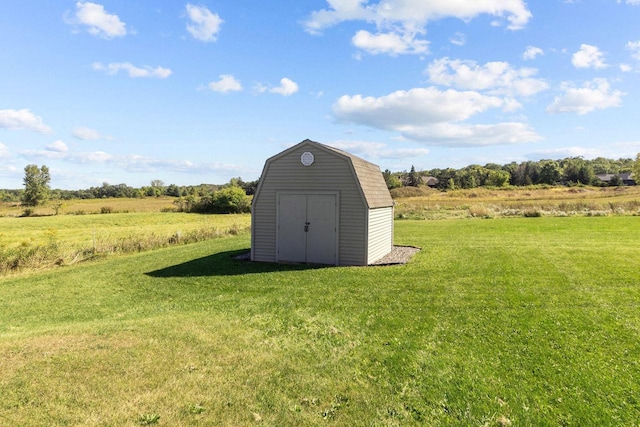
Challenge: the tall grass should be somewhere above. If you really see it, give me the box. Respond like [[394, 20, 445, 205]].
[[1, 217, 639, 425], [0, 197, 177, 217], [394, 185, 640, 219], [0, 211, 250, 275]]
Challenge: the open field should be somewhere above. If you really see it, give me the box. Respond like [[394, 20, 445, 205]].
[[0, 197, 178, 217], [394, 185, 640, 219], [1, 217, 639, 425], [2, 186, 638, 274], [0, 208, 250, 274]]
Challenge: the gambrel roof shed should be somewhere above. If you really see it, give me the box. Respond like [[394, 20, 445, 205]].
[[251, 139, 394, 266]]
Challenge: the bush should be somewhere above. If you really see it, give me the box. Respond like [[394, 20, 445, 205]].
[[180, 187, 251, 214], [207, 187, 251, 214]]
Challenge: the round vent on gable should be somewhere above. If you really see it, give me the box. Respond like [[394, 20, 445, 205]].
[[301, 151, 314, 166]]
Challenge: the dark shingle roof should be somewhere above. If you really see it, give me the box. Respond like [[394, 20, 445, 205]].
[[304, 140, 393, 208]]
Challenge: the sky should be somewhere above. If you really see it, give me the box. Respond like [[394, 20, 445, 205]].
[[1, 0, 640, 190]]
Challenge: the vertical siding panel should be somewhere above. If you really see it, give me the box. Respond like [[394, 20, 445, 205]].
[[367, 207, 394, 264]]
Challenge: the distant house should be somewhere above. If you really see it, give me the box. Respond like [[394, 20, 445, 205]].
[[596, 173, 636, 186], [422, 176, 439, 188], [620, 172, 636, 185], [251, 139, 394, 266]]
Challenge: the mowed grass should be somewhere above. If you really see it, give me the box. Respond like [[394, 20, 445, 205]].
[[1, 217, 640, 425]]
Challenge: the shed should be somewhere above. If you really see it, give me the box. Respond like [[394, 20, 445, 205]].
[[251, 139, 394, 265]]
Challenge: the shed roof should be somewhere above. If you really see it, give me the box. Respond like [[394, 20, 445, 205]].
[[318, 141, 393, 208], [258, 139, 393, 209]]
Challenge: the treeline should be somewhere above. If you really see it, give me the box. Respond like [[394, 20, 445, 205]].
[[2, 156, 637, 205], [0, 177, 259, 204], [385, 156, 637, 190]]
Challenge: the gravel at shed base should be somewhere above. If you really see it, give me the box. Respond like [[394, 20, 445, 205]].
[[370, 245, 421, 265], [233, 245, 421, 265]]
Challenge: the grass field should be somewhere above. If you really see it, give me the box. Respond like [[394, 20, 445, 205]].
[[2, 186, 639, 275], [394, 185, 640, 219], [1, 216, 639, 425], [0, 197, 177, 217], [0, 202, 250, 274]]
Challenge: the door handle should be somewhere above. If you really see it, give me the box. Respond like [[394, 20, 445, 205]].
[[304, 222, 310, 232]]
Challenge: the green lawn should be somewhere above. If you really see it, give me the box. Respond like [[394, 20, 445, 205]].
[[1, 217, 639, 426]]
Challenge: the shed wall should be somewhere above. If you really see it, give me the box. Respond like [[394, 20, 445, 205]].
[[367, 207, 394, 264], [252, 144, 368, 265]]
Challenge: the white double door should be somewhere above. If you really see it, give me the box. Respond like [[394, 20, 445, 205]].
[[277, 193, 337, 264]]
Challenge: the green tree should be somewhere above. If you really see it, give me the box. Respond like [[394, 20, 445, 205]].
[[447, 177, 456, 190], [633, 153, 640, 183], [485, 169, 510, 187], [407, 165, 419, 187], [608, 174, 623, 187], [165, 184, 181, 197], [150, 179, 165, 189], [539, 160, 562, 185], [203, 186, 251, 214], [22, 164, 51, 206], [382, 169, 402, 189]]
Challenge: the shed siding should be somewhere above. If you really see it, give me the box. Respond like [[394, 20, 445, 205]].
[[367, 207, 394, 264], [252, 144, 368, 265]]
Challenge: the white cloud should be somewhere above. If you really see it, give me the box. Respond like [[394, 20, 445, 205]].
[[65, 1, 127, 39], [46, 140, 69, 153], [334, 87, 501, 125], [329, 140, 430, 159], [0, 109, 52, 134], [0, 164, 18, 178], [259, 78, 299, 96], [304, 0, 531, 56], [75, 151, 114, 163], [627, 40, 640, 60], [426, 58, 549, 97], [304, 0, 532, 33], [620, 63, 632, 72], [526, 147, 603, 161], [449, 32, 466, 47], [72, 127, 103, 140], [546, 78, 624, 115], [403, 122, 541, 146], [20, 148, 115, 163], [351, 29, 428, 55], [0, 142, 10, 159], [185, 4, 223, 42], [572, 44, 608, 69], [121, 156, 241, 175], [92, 62, 172, 78], [523, 46, 543, 60], [18, 147, 243, 177], [208, 74, 243, 93], [332, 87, 541, 146]]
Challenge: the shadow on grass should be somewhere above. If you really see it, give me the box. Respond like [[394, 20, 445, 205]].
[[145, 249, 328, 277]]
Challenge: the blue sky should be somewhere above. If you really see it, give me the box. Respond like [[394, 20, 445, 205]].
[[1, 0, 639, 190]]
